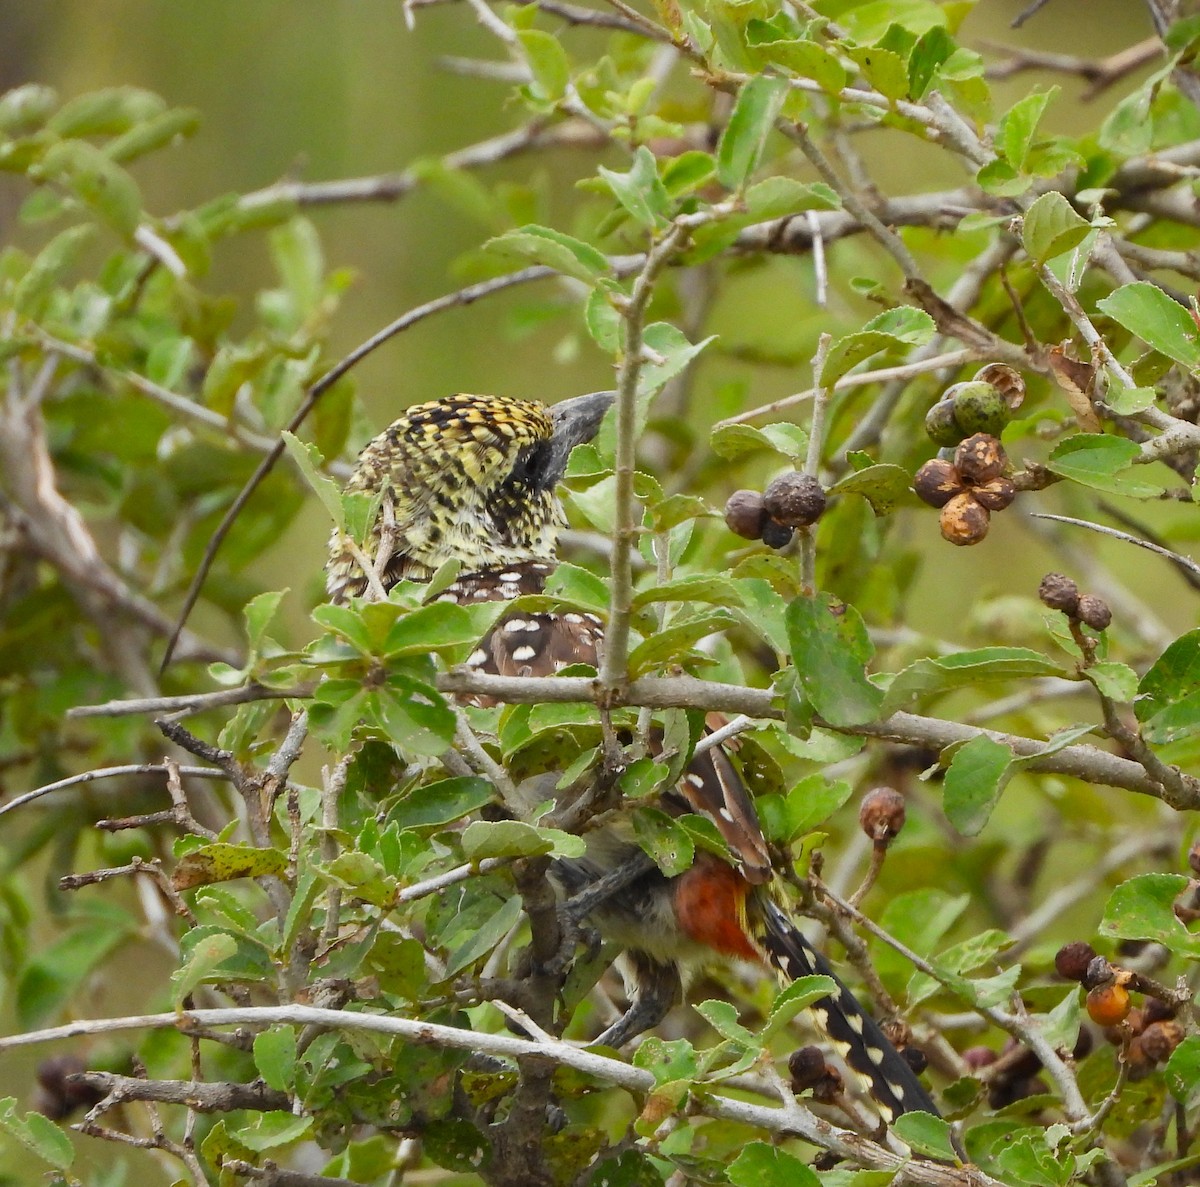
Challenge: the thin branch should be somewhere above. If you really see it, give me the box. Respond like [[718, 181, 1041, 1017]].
[[1032, 513, 1200, 581], [0, 763, 229, 819], [68, 683, 305, 719], [0, 1003, 1005, 1185], [68, 1071, 288, 1114]]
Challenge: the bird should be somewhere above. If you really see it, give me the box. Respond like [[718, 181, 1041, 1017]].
[[326, 390, 938, 1123]]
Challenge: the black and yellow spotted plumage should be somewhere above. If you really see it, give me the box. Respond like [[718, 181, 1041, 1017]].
[[327, 391, 937, 1123]]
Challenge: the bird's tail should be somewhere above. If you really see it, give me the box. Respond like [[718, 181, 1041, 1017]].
[[756, 898, 938, 1121]]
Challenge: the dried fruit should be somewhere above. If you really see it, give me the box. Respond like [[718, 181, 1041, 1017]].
[[1038, 573, 1080, 615], [961, 1046, 997, 1071], [725, 489, 768, 540], [763, 472, 826, 527], [939, 492, 990, 546], [974, 363, 1026, 411], [925, 399, 963, 446], [913, 458, 965, 508], [859, 786, 907, 844], [1076, 594, 1112, 632], [971, 475, 1016, 511], [1086, 982, 1131, 1027], [953, 433, 1007, 484], [761, 519, 794, 549], [1083, 954, 1115, 990], [1140, 1019, 1184, 1062], [788, 1045, 827, 1091], [1054, 941, 1098, 983], [949, 380, 1011, 437]]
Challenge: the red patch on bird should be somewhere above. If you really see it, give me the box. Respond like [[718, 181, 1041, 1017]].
[[673, 858, 759, 961]]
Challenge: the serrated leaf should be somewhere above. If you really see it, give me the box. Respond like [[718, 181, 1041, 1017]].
[[1100, 873, 1200, 959], [598, 145, 669, 229], [710, 421, 808, 462], [1022, 191, 1090, 265], [374, 674, 456, 755], [880, 647, 1063, 715], [627, 610, 735, 677], [1137, 629, 1200, 743], [826, 462, 914, 515], [380, 601, 478, 656], [820, 308, 935, 386], [743, 176, 839, 220], [942, 735, 1013, 837], [233, 1112, 313, 1152], [638, 322, 715, 399], [785, 594, 882, 727], [845, 45, 909, 102], [1046, 434, 1165, 498], [999, 88, 1057, 171], [387, 777, 494, 830], [485, 224, 609, 283], [728, 1141, 821, 1187], [1085, 660, 1139, 703], [716, 75, 787, 190], [460, 819, 586, 861], [891, 1111, 956, 1158], [172, 843, 287, 890], [0, 1099, 75, 1171], [282, 431, 344, 529], [1097, 282, 1200, 370]]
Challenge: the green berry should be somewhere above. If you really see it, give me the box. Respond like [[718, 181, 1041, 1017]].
[[924, 399, 963, 447], [949, 381, 1011, 437]]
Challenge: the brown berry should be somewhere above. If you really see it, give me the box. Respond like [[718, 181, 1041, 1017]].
[[788, 1045, 827, 1092], [761, 519, 794, 549], [912, 458, 965, 508], [1086, 983, 1131, 1027], [1124, 1036, 1155, 1080], [724, 489, 768, 540], [858, 786, 907, 845], [1188, 841, 1200, 877], [32, 1056, 103, 1121], [961, 1046, 997, 1071], [1144, 998, 1177, 1025], [1054, 941, 1098, 983], [762, 472, 827, 528], [1076, 594, 1112, 632], [1038, 573, 1079, 615], [939, 492, 990, 545], [971, 475, 1016, 512], [953, 433, 1007, 484], [1140, 1019, 1184, 1063], [1073, 1029, 1094, 1060]]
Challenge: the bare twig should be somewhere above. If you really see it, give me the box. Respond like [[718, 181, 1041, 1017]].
[[0, 762, 229, 819]]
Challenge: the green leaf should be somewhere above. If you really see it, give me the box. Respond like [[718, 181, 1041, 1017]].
[[908, 24, 955, 98], [710, 421, 808, 462], [742, 176, 839, 220], [380, 601, 478, 656], [1022, 191, 1090, 265], [47, 86, 165, 136], [1046, 435, 1166, 498], [845, 45, 910, 102], [172, 932, 238, 1004], [820, 307, 935, 386], [1085, 660, 1139, 703], [1101, 873, 1200, 959], [1097, 282, 1200, 370], [892, 1111, 957, 1159], [1166, 1035, 1200, 1106], [728, 1141, 821, 1187], [747, 32, 847, 93], [638, 322, 715, 400], [485, 224, 609, 283], [517, 29, 570, 101], [233, 1112, 314, 1152], [172, 842, 288, 890], [826, 463, 915, 515], [761, 975, 839, 1042], [282, 431, 345, 529], [632, 806, 695, 877], [387, 777, 494, 830], [716, 75, 788, 190], [999, 88, 1057, 171], [374, 673, 456, 756], [106, 106, 200, 163], [598, 145, 669, 229], [880, 647, 1063, 715], [445, 894, 524, 976], [0, 84, 58, 134], [694, 999, 756, 1045], [40, 139, 142, 236], [785, 594, 882, 727], [942, 735, 1013, 837], [0, 1098, 75, 1171], [627, 610, 736, 676], [12, 223, 96, 317], [1137, 629, 1200, 743], [254, 1027, 298, 1093], [585, 284, 622, 352], [460, 819, 586, 861], [632, 575, 744, 609]]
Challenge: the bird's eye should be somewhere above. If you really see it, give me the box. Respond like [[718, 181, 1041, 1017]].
[[508, 442, 554, 491]]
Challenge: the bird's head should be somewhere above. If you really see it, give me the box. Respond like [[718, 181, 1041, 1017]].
[[327, 390, 613, 600]]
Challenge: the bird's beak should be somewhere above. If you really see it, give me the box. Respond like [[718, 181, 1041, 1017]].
[[544, 390, 615, 481]]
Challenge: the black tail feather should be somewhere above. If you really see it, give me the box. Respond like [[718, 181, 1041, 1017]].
[[758, 900, 938, 1121]]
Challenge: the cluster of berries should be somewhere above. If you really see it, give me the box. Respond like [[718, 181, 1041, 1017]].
[[1037, 572, 1112, 631], [725, 472, 827, 549], [913, 433, 1015, 545]]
